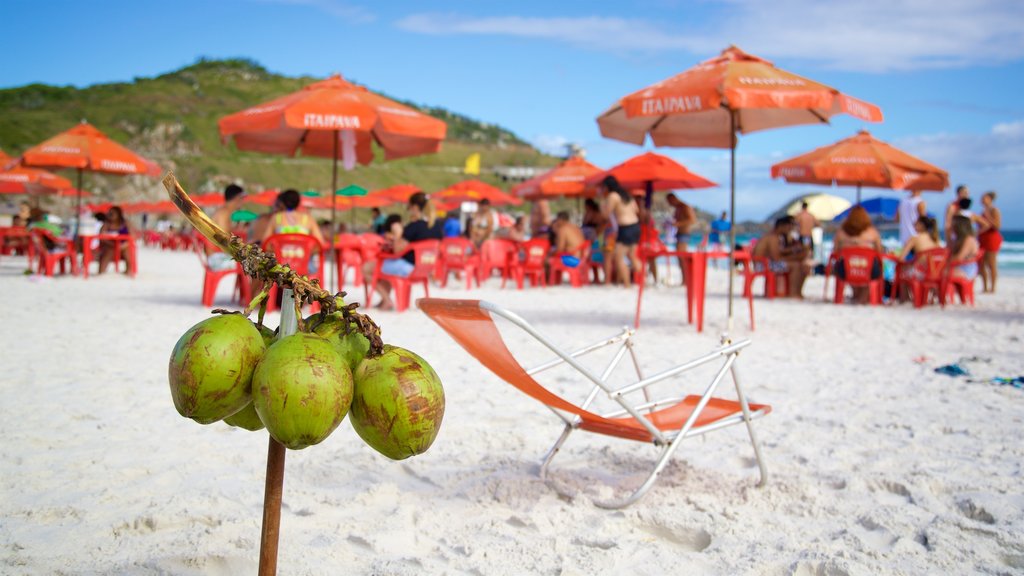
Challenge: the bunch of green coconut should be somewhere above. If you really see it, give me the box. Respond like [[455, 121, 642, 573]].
[[167, 311, 444, 459]]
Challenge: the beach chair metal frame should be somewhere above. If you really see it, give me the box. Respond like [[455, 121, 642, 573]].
[[418, 298, 770, 509]]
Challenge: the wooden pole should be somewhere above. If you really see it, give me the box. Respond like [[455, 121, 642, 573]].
[[257, 288, 299, 576]]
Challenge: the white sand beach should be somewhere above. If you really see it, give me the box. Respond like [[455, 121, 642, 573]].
[[1, 247, 1022, 575]]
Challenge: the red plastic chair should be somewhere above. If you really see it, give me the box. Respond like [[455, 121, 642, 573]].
[[334, 233, 366, 290], [30, 228, 78, 277], [262, 233, 324, 312], [894, 248, 950, 308], [832, 247, 885, 305], [943, 250, 983, 307], [549, 243, 591, 288], [740, 256, 788, 299], [639, 225, 685, 285], [437, 237, 481, 289], [478, 238, 517, 288], [197, 237, 250, 307], [509, 238, 550, 290], [370, 240, 440, 312]]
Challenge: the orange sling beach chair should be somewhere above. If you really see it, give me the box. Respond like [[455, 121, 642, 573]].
[[418, 298, 771, 508]]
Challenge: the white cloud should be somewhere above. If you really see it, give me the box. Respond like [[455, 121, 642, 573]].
[[396, 1, 1024, 72], [396, 14, 704, 53], [254, 0, 375, 23], [531, 134, 572, 156]]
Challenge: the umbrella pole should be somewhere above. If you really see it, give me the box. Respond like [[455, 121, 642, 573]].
[[258, 289, 298, 576], [329, 130, 339, 294], [856, 183, 862, 205], [75, 168, 83, 242], [726, 112, 737, 333]]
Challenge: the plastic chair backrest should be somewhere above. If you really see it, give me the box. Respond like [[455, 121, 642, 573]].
[[441, 237, 475, 265], [30, 228, 68, 253], [521, 238, 550, 267], [263, 233, 321, 275], [912, 248, 949, 282], [336, 233, 362, 249], [408, 240, 441, 279], [836, 247, 881, 285], [480, 238, 516, 266]]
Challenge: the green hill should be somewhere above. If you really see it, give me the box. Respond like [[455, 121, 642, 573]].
[[0, 58, 558, 206]]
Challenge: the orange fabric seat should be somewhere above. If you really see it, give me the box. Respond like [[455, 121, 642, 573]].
[[419, 298, 771, 508]]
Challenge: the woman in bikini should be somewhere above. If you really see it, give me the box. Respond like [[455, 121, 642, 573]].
[[975, 191, 1002, 293], [949, 215, 980, 281], [600, 175, 640, 288]]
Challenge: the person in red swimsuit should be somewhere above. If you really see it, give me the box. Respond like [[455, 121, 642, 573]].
[[975, 191, 1002, 293]]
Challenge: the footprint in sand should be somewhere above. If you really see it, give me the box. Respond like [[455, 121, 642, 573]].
[[790, 559, 851, 576], [956, 497, 996, 524], [868, 479, 913, 505], [638, 523, 712, 552]]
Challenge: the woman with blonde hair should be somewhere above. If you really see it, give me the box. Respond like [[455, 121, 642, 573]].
[[949, 214, 980, 281]]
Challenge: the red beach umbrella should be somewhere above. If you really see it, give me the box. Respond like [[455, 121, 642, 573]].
[[218, 75, 447, 290], [585, 151, 716, 193], [511, 156, 604, 200], [432, 179, 521, 206], [369, 183, 422, 204], [771, 129, 948, 203], [20, 121, 160, 238], [596, 45, 883, 327]]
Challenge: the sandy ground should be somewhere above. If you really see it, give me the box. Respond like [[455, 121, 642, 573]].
[[1, 246, 1022, 576]]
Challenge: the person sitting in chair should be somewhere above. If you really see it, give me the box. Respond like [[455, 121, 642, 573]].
[[751, 216, 809, 298]]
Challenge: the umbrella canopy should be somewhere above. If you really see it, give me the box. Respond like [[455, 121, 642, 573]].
[[0, 148, 73, 195], [370, 184, 422, 204], [598, 46, 883, 149], [189, 192, 226, 207], [769, 193, 852, 223], [832, 196, 900, 222], [218, 75, 446, 164], [595, 45, 882, 329], [585, 152, 716, 192], [432, 179, 522, 206], [218, 74, 446, 291], [770, 129, 949, 203], [511, 156, 604, 199], [20, 121, 160, 237]]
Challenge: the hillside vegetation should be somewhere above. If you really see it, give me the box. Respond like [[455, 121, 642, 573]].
[[0, 58, 558, 205]]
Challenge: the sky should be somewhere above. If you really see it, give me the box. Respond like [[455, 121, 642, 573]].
[[2, 0, 1023, 226]]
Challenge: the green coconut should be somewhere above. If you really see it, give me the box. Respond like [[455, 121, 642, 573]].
[[223, 401, 265, 431], [309, 312, 370, 372], [350, 345, 445, 460], [252, 333, 354, 450], [168, 314, 267, 424]]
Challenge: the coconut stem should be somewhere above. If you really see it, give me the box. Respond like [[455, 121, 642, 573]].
[[162, 173, 383, 355]]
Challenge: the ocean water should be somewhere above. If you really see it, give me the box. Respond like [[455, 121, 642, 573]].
[[680, 230, 1024, 277]]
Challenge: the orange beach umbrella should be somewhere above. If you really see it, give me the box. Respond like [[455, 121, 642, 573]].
[[0, 149, 73, 195], [218, 74, 446, 291], [596, 45, 883, 327], [770, 129, 948, 203], [20, 121, 160, 237], [432, 179, 522, 206], [369, 184, 422, 204], [511, 156, 604, 200]]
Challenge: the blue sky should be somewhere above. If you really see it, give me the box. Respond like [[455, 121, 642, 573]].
[[3, 0, 1023, 225]]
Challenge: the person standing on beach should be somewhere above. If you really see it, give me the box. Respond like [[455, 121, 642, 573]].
[[794, 202, 819, 251], [529, 199, 551, 239], [896, 190, 927, 246], [976, 191, 1002, 293], [944, 185, 969, 242], [667, 192, 696, 285], [600, 175, 640, 288]]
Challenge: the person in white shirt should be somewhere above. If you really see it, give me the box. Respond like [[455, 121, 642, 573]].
[[896, 190, 927, 246]]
